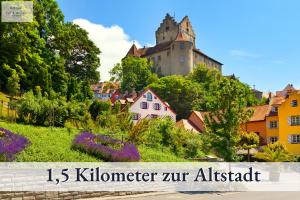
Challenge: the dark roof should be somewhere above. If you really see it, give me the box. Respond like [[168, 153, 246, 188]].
[[126, 44, 140, 57], [193, 48, 223, 65]]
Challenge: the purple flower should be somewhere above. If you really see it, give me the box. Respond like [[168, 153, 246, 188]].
[[0, 128, 30, 161], [73, 132, 140, 162]]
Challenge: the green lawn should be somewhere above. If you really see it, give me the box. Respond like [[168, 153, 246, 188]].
[[0, 122, 187, 162]]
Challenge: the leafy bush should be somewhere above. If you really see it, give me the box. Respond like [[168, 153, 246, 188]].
[[14, 91, 86, 127], [128, 118, 204, 158], [254, 142, 294, 162], [128, 119, 151, 144], [73, 132, 140, 162], [0, 128, 30, 161], [89, 100, 112, 120]]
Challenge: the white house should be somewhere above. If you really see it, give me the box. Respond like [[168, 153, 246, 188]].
[[129, 88, 176, 123]]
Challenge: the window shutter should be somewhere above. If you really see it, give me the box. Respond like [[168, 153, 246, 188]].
[[267, 121, 270, 129], [288, 117, 291, 125], [288, 135, 292, 144], [138, 113, 141, 120], [266, 137, 270, 144]]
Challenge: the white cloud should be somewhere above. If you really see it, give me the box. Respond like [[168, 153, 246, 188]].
[[73, 18, 141, 81], [229, 49, 262, 59]]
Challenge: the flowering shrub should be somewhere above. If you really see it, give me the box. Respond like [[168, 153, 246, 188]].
[[73, 132, 140, 162], [0, 128, 30, 161]]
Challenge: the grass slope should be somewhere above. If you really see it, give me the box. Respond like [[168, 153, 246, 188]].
[[0, 122, 187, 162]]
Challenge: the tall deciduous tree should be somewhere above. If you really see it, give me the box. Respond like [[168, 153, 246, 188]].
[[0, 0, 100, 95], [148, 75, 203, 119], [204, 77, 254, 161], [110, 56, 154, 93]]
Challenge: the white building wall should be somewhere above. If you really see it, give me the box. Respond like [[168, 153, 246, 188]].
[[129, 89, 176, 123]]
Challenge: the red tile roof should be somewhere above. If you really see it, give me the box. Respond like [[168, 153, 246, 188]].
[[247, 105, 269, 122], [176, 119, 199, 133]]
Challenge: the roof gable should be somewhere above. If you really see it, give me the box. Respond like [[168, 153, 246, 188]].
[[130, 88, 176, 115]]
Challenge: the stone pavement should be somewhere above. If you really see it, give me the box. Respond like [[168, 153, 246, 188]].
[[84, 191, 300, 200]]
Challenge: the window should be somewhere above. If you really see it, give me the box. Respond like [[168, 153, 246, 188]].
[[141, 102, 148, 109], [153, 103, 161, 110], [291, 135, 300, 144], [269, 121, 278, 129], [180, 42, 185, 49], [269, 136, 278, 144], [291, 116, 300, 126], [146, 92, 153, 101], [271, 106, 278, 112], [291, 100, 298, 107], [151, 114, 158, 119], [164, 106, 167, 111], [132, 113, 141, 120], [166, 26, 169, 31], [158, 55, 161, 61], [180, 56, 185, 63]]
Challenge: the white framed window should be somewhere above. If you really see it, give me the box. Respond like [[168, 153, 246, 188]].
[[146, 92, 153, 101], [291, 116, 300, 126], [269, 136, 278, 144], [140, 102, 148, 109], [132, 113, 141, 120], [291, 134, 300, 144], [291, 100, 298, 107], [269, 121, 278, 129], [153, 103, 161, 110], [180, 56, 185, 63]]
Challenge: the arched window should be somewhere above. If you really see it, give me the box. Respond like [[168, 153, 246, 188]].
[[146, 92, 153, 101]]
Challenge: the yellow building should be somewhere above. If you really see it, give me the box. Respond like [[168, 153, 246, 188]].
[[266, 89, 300, 155]]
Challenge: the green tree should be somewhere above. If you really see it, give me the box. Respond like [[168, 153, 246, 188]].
[[204, 77, 254, 161], [0, 0, 100, 94], [148, 75, 203, 119], [55, 23, 100, 82], [239, 131, 260, 161], [7, 70, 20, 97], [110, 56, 153, 93]]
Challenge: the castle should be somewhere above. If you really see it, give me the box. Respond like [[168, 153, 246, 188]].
[[126, 13, 222, 76]]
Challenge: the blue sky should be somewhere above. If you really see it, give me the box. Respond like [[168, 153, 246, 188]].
[[56, 0, 300, 92]]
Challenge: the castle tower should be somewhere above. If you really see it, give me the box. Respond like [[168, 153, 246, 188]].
[[155, 13, 179, 44], [125, 13, 222, 76]]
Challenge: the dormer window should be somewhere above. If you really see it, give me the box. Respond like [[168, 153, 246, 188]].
[[146, 92, 153, 101], [271, 106, 278, 112], [291, 100, 298, 107]]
